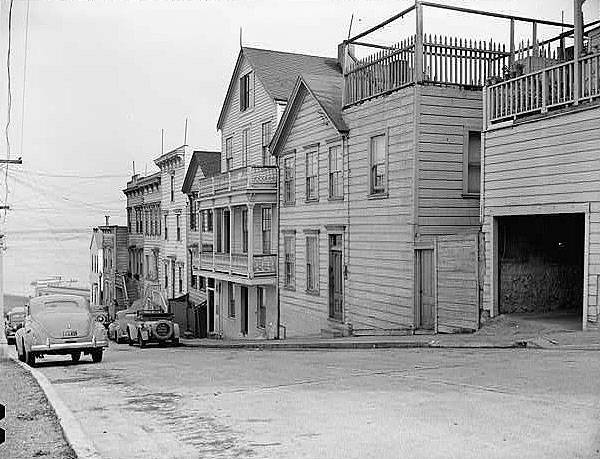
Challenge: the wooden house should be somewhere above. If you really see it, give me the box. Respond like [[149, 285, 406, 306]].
[[270, 2, 573, 337], [482, 3, 600, 330], [194, 47, 339, 339]]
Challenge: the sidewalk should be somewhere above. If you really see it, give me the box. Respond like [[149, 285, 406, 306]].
[[181, 314, 600, 351]]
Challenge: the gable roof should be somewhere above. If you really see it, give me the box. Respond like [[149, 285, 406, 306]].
[[182, 150, 221, 194], [216, 47, 340, 130], [270, 72, 347, 156]]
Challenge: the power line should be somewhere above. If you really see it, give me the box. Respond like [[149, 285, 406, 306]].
[[19, 0, 30, 162], [4, 0, 15, 221]]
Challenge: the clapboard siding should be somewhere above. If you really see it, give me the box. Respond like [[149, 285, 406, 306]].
[[417, 85, 482, 238], [219, 56, 278, 172], [277, 86, 347, 338], [344, 88, 416, 331], [482, 105, 600, 326]]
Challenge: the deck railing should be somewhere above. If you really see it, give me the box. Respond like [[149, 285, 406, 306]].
[[197, 251, 276, 277], [487, 52, 600, 125], [344, 34, 509, 106], [198, 166, 277, 199]]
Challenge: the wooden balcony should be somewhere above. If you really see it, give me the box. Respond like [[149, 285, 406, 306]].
[[198, 166, 277, 200], [198, 252, 276, 279], [486, 52, 600, 127]]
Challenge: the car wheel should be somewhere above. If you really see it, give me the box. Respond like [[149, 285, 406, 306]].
[[138, 332, 145, 348], [91, 349, 103, 363], [25, 348, 36, 366], [71, 351, 81, 362]]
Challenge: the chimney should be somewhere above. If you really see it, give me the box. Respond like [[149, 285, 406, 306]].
[[105, 215, 110, 226], [337, 42, 356, 73]]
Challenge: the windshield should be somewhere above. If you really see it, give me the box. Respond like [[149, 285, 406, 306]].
[[33, 300, 88, 315], [9, 313, 24, 321]]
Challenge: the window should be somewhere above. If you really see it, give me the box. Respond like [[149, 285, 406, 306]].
[[170, 175, 175, 202], [157, 208, 161, 235], [283, 155, 295, 205], [240, 72, 253, 111], [164, 263, 168, 288], [127, 208, 132, 232], [262, 207, 272, 254], [225, 137, 233, 171], [464, 130, 481, 195], [241, 208, 248, 253], [202, 210, 213, 232], [262, 121, 272, 165], [283, 234, 295, 289], [241, 128, 250, 167], [189, 250, 196, 289], [257, 287, 266, 328], [189, 197, 197, 231], [199, 276, 205, 291], [150, 208, 154, 236], [306, 234, 319, 293], [178, 266, 183, 293], [176, 215, 181, 241], [145, 255, 150, 279], [328, 145, 343, 199], [164, 215, 168, 240], [370, 134, 387, 195], [145, 209, 149, 235], [228, 282, 235, 318], [305, 148, 318, 201]]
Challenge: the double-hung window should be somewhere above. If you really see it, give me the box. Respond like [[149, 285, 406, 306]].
[[262, 207, 272, 254], [283, 155, 295, 205], [261, 121, 272, 165], [328, 145, 343, 199], [370, 134, 387, 195], [170, 175, 175, 202], [463, 130, 481, 196], [164, 215, 168, 240], [202, 210, 213, 232], [283, 233, 295, 289], [240, 72, 253, 111], [176, 215, 181, 241], [241, 128, 250, 167], [241, 208, 248, 253], [305, 148, 318, 201], [257, 287, 266, 329], [306, 234, 319, 294], [228, 282, 235, 318], [178, 266, 183, 293], [225, 137, 233, 171]]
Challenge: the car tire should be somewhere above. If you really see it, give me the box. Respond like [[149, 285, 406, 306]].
[[138, 332, 145, 348], [91, 350, 103, 363], [71, 351, 81, 362], [25, 348, 35, 367]]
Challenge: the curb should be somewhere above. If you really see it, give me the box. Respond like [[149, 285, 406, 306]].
[[5, 347, 102, 459], [179, 340, 530, 350]]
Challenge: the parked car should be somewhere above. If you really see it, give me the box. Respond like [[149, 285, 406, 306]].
[[108, 299, 143, 344], [4, 306, 26, 344], [15, 294, 109, 365]]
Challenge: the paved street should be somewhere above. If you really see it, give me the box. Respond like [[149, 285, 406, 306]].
[[7, 344, 600, 459]]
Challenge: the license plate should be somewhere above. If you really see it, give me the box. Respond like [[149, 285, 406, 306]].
[[63, 330, 78, 337]]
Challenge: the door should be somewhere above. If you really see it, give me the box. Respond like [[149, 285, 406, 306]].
[[240, 286, 248, 335], [207, 289, 215, 333], [417, 249, 435, 330], [328, 234, 343, 320]]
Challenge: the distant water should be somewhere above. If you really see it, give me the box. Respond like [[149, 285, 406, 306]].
[[4, 228, 91, 296]]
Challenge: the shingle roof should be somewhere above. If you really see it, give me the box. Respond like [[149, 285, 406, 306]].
[[242, 47, 340, 101], [217, 47, 340, 130], [301, 73, 347, 133], [182, 150, 221, 194]]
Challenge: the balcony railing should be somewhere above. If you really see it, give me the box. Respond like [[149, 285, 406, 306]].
[[486, 52, 600, 126], [344, 34, 509, 106], [198, 166, 277, 199], [198, 251, 276, 278]]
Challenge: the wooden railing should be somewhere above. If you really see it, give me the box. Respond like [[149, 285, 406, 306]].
[[198, 166, 277, 199], [486, 52, 600, 125], [253, 254, 276, 276], [197, 251, 276, 277], [344, 34, 509, 106]]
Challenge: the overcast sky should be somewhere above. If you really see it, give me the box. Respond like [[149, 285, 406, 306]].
[[0, 0, 598, 294]]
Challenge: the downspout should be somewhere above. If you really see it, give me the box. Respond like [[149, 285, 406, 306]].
[[344, 132, 350, 334], [276, 154, 281, 339]]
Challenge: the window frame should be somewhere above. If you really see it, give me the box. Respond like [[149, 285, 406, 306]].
[[228, 282, 235, 318], [305, 231, 320, 295], [305, 146, 319, 202], [241, 208, 248, 254], [328, 143, 343, 200], [369, 132, 388, 197], [283, 152, 295, 206], [241, 127, 250, 167], [225, 137, 233, 171], [283, 231, 296, 290], [239, 72, 253, 112], [176, 214, 181, 241], [257, 286, 266, 329], [462, 126, 482, 198], [164, 215, 168, 240], [261, 207, 272, 254], [261, 121, 272, 166], [170, 175, 175, 202]]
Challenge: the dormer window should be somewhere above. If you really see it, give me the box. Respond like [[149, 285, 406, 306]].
[[240, 72, 253, 111]]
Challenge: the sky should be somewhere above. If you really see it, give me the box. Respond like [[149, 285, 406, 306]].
[[0, 0, 598, 295]]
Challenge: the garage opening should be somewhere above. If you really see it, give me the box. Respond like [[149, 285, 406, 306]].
[[498, 213, 584, 329]]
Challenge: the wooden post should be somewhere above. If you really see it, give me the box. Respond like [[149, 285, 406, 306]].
[[509, 18, 515, 65], [247, 203, 254, 278], [228, 205, 233, 275], [532, 22, 539, 57], [414, 1, 424, 83], [573, 0, 583, 104], [541, 69, 548, 112], [212, 207, 216, 272]]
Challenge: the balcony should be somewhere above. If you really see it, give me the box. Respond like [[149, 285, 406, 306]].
[[486, 52, 600, 127], [199, 252, 277, 279], [198, 166, 277, 201]]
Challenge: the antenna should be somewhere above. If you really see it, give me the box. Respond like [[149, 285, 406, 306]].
[[347, 13, 354, 40], [239, 27, 243, 47], [184, 118, 188, 146], [132, 160, 136, 175], [161, 129, 164, 155]]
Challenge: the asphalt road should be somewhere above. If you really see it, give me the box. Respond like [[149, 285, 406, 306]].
[[13, 343, 600, 459]]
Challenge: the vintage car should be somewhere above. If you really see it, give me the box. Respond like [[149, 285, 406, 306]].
[[15, 294, 108, 365], [109, 290, 179, 347], [4, 306, 26, 344]]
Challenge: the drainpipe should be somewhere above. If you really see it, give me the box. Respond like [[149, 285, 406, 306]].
[[276, 155, 281, 339]]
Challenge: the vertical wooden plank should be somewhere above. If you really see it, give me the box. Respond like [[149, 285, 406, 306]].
[[583, 204, 590, 330], [414, 1, 424, 83], [509, 18, 515, 65]]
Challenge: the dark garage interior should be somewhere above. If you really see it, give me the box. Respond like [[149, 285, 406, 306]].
[[498, 214, 584, 321]]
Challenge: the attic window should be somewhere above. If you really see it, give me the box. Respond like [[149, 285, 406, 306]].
[[240, 72, 253, 112]]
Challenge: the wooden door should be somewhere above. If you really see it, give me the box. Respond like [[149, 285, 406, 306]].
[[417, 249, 435, 330], [329, 234, 343, 320], [240, 286, 248, 335]]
